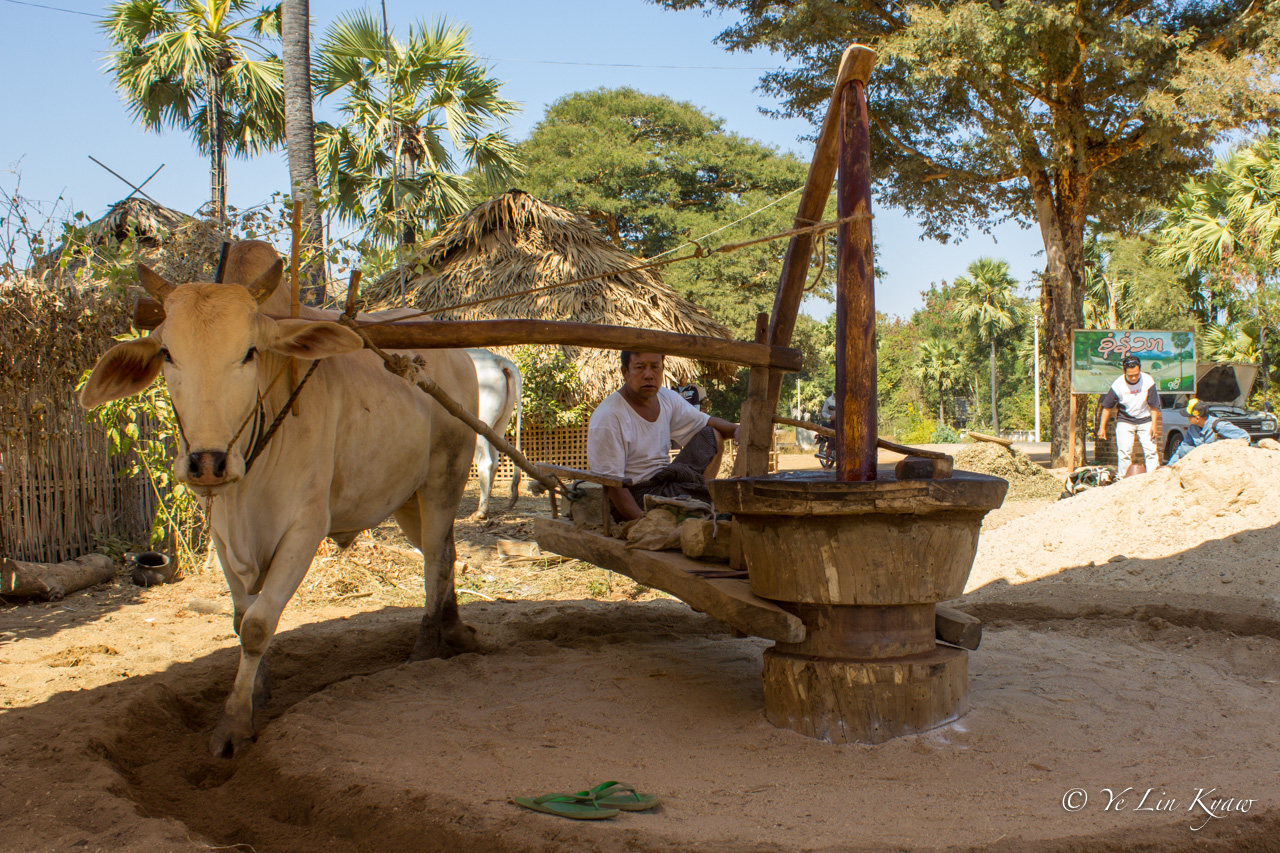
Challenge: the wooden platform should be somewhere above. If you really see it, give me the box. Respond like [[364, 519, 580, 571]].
[[533, 518, 805, 643]]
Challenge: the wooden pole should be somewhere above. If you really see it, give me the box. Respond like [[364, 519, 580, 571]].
[[834, 70, 877, 481], [735, 44, 878, 477], [1068, 394, 1078, 471], [132, 303, 802, 372]]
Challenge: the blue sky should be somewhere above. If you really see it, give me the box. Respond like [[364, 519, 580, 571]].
[[0, 0, 1046, 320]]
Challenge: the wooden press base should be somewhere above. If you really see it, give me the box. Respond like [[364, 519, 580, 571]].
[[762, 643, 967, 744]]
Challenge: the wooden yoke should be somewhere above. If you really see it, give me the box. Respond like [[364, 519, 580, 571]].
[[734, 44, 879, 477]]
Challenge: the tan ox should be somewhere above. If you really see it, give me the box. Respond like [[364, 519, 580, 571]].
[[80, 242, 479, 757]]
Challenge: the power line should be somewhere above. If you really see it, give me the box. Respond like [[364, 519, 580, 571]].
[[2, 0, 96, 17], [479, 56, 775, 71]]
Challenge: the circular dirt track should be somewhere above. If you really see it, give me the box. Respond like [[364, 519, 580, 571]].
[[102, 596, 1280, 853]]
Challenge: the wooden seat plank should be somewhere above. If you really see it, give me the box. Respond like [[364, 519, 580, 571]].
[[533, 518, 805, 643]]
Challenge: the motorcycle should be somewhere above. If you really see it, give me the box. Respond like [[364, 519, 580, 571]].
[[814, 420, 835, 469]]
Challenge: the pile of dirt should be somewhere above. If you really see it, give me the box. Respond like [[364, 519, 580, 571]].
[[967, 441, 1280, 599], [954, 441, 1064, 501]]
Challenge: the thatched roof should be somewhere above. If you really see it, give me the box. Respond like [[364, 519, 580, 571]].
[[38, 198, 225, 286], [361, 190, 735, 405]]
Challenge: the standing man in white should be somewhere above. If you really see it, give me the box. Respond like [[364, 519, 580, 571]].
[[1096, 354, 1162, 477], [588, 351, 738, 521]]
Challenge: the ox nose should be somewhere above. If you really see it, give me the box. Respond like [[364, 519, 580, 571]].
[[188, 450, 229, 483]]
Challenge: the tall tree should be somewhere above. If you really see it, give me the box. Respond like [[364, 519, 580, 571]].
[[519, 87, 833, 340], [650, 0, 1280, 465], [954, 258, 1020, 433], [280, 0, 324, 305], [313, 12, 520, 247], [913, 336, 963, 425], [1158, 131, 1280, 391], [102, 0, 285, 222]]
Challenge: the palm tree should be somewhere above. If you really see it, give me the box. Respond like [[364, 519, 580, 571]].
[[913, 337, 963, 426], [313, 12, 521, 248], [102, 0, 285, 222], [280, 0, 323, 305], [1158, 132, 1280, 392], [954, 258, 1020, 434]]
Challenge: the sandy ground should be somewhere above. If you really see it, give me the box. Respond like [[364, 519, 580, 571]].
[[3, 444, 1280, 852]]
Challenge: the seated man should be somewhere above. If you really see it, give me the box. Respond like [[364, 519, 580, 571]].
[[587, 351, 739, 521], [1167, 399, 1249, 464]]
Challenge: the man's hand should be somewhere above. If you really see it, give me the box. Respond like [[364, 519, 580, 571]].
[[708, 416, 738, 441], [1150, 422, 1161, 442]]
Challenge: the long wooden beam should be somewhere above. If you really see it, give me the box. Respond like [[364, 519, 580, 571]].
[[132, 299, 802, 372]]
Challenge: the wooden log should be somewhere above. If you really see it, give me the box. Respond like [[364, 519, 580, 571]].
[[762, 644, 967, 744], [936, 604, 982, 650], [835, 73, 877, 482], [534, 517, 804, 643], [968, 430, 1014, 447], [746, 44, 879, 477], [536, 463, 631, 489], [894, 456, 953, 480], [1, 554, 115, 600], [679, 518, 731, 563], [733, 314, 776, 477], [132, 302, 803, 373]]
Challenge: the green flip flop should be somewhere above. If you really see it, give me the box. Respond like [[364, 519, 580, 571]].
[[574, 781, 661, 812], [513, 792, 620, 820]]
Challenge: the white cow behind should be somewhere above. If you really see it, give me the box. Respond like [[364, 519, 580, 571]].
[[466, 348, 522, 519], [79, 241, 480, 758]]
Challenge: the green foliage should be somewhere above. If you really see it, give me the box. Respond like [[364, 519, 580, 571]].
[[898, 404, 938, 444], [512, 347, 591, 430], [518, 87, 834, 341], [931, 424, 962, 443], [80, 356, 202, 556], [313, 11, 520, 247]]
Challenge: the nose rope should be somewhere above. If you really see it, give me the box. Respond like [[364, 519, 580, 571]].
[[243, 360, 320, 474]]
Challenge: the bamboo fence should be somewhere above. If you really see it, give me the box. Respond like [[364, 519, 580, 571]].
[[1, 277, 153, 564]]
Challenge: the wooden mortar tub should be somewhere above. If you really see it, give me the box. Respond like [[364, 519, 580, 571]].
[[710, 470, 1007, 744]]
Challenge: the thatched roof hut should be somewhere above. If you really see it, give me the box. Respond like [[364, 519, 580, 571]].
[[361, 190, 735, 405], [39, 198, 225, 286]]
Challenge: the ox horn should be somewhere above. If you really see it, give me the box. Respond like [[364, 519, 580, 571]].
[[245, 258, 284, 305], [137, 264, 176, 304]]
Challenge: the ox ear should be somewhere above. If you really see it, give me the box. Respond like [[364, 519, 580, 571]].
[[138, 264, 176, 303], [266, 319, 364, 360], [79, 336, 165, 409]]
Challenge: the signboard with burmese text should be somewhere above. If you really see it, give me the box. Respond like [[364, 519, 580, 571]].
[[1070, 330, 1196, 394]]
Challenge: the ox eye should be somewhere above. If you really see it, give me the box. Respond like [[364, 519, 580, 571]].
[[242, 347, 257, 364], [160, 347, 173, 364]]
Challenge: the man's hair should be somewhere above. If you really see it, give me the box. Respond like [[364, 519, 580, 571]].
[[1121, 355, 1141, 370], [1188, 399, 1211, 418], [620, 351, 663, 371]]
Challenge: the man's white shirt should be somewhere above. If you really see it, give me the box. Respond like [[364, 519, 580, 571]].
[[587, 387, 710, 482]]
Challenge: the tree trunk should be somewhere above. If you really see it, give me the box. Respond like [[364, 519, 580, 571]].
[[208, 70, 227, 223], [282, 0, 326, 307], [989, 337, 998, 434], [938, 379, 944, 425], [1028, 167, 1089, 468]]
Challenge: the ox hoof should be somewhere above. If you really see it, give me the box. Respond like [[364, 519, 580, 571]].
[[445, 622, 480, 654], [468, 509, 490, 522], [209, 716, 257, 759]]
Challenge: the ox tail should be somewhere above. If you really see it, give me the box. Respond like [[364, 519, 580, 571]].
[[503, 365, 523, 510]]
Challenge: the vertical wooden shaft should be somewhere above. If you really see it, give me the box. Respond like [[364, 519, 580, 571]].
[[834, 78, 877, 482], [1069, 394, 1078, 470], [734, 44, 878, 478]]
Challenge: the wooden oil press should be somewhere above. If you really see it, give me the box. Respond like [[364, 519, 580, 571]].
[[132, 44, 1006, 744]]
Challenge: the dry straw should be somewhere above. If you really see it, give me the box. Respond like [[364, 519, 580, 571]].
[[359, 190, 737, 405]]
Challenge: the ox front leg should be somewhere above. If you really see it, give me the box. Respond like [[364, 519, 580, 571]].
[[210, 522, 325, 758], [401, 489, 476, 660]]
